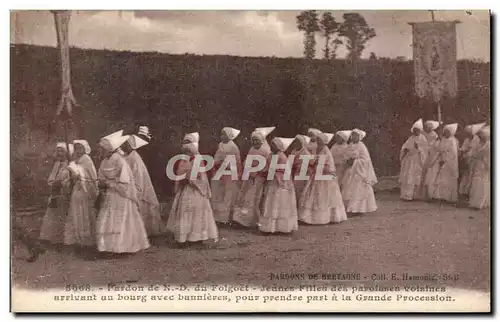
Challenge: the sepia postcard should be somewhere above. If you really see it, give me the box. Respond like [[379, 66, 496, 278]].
[[10, 9, 491, 313]]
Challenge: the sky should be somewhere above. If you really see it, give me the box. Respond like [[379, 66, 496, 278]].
[[10, 10, 490, 61]]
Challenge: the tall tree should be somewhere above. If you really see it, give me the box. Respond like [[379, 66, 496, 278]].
[[296, 10, 320, 60], [51, 10, 81, 143], [330, 38, 343, 60], [319, 12, 339, 60], [338, 13, 376, 61]]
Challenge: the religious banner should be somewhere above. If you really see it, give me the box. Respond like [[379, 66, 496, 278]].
[[411, 21, 458, 102]]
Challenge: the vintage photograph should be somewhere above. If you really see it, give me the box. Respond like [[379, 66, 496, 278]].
[[10, 10, 490, 312]]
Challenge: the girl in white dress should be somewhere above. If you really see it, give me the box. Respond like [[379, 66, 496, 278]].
[[232, 127, 274, 228], [306, 128, 321, 154], [468, 126, 490, 210], [299, 132, 347, 224], [342, 129, 378, 214], [210, 127, 242, 225], [64, 140, 98, 252], [259, 137, 298, 234], [398, 119, 429, 201], [40, 142, 73, 248], [290, 134, 312, 204], [425, 123, 460, 203], [122, 133, 163, 237], [330, 130, 352, 190], [166, 139, 218, 247], [458, 122, 486, 200], [95, 132, 150, 255]]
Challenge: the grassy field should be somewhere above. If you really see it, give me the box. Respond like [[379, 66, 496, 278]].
[[11, 192, 490, 293]]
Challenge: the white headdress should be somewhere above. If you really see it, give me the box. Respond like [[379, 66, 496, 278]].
[[222, 127, 241, 140], [138, 126, 152, 140], [73, 139, 91, 154], [128, 134, 149, 150], [336, 130, 352, 142], [479, 125, 490, 138], [100, 134, 130, 152], [56, 142, 74, 155], [425, 121, 440, 130], [307, 128, 322, 137], [468, 122, 487, 136], [272, 137, 294, 151], [182, 142, 199, 155], [317, 132, 335, 145], [184, 132, 200, 143], [352, 128, 366, 141], [411, 118, 424, 132], [443, 123, 458, 136], [254, 127, 276, 138], [295, 134, 311, 146], [102, 130, 124, 142]]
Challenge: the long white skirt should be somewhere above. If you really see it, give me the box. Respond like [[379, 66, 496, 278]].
[[232, 177, 266, 227], [259, 181, 298, 233], [342, 171, 377, 213], [400, 183, 422, 201], [299, 179, 347, 225], [210, 179, 240, 223], [96, 192, 150, 253], [166, 185, 218, 243], [64, 187, 96, 246], [427, 166, 458, 203], [469, 169, 490, 210]]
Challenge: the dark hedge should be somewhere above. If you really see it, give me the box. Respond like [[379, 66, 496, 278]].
[[10, 44, 490, 205]]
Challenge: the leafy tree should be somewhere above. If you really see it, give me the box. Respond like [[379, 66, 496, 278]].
[[296, 10, 320, 60], [338, 13, 376, 61], [369, 52, 377, 60], [330, 38, 343, 60], [319, 12, 340, 60]]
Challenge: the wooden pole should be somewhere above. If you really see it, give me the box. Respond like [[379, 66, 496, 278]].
[[437, 100, 443, 127], [429, 10, 435, 21]]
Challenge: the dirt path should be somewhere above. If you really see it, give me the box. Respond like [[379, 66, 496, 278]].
[[11, 193, 490, 292]]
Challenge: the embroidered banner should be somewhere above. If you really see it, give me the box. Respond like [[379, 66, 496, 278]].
[[411, 21, 458, 102]]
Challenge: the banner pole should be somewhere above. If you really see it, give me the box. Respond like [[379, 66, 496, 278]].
[[437, 101, 442, 123]]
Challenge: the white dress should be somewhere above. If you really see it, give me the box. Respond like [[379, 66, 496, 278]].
[[232, 146, 271, 227], [40, 160, 71, 244], [96, 152, 150, 253], [425, 137, 459, 203], [299, 146, 347, 224], [64, 154, 98, 246], [398, 134, 428, 201], [341, 142, 378, 213], [166, 157, 218, 243], [210, 140, 241, 224], [259, 152, 298, 233], [125, 150, 162, 236], [330, 143, 350, 189], [468, 141, 490, 209], [458, 135, 480, 196]]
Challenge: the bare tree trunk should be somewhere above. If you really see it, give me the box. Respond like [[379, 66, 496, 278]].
[[52, 10, 80, 143], [323, 35, 330, 60], [53, 11, 77, 116]]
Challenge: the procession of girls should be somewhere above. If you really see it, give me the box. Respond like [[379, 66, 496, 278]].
[[35, 118, 489, 259], [398, 118, 490, 210]]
